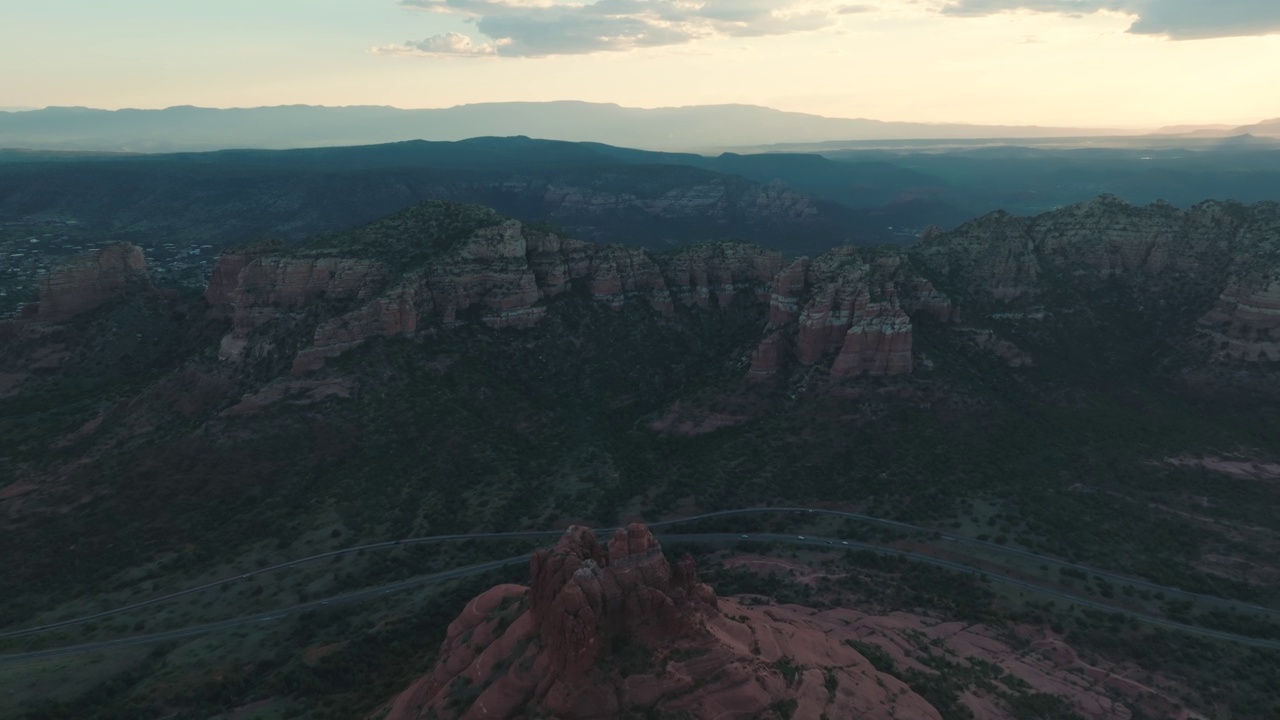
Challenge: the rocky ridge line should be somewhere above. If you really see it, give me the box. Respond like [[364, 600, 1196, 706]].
[[203, 220, 786, 374], [912, 195, 1280, 365]]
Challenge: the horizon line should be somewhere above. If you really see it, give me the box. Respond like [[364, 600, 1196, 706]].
[[5, 100, 1269, 132]]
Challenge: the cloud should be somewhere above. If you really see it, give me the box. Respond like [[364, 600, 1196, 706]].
[[939, 0, 1280, 39], [373, 31, 497, 56], [384, 0, 854, 57], [1125, 0, 1280, 39]]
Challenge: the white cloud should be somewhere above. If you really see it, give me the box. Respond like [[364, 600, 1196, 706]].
[[373, 31, 498, 56], [385, 0, 858, 57]]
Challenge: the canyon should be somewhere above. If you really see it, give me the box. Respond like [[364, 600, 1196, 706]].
[[3, 195, 1279, 720]]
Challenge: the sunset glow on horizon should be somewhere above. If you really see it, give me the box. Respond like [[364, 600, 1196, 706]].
[[3, 0, 1278, 128]]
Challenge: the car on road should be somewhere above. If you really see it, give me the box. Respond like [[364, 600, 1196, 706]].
[[798, 535, 805, 540]]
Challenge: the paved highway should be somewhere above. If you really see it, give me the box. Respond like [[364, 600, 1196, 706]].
[[3, 506, 1274, 642]]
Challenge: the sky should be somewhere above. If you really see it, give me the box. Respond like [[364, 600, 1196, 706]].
[[1, 0, 1278, 128]]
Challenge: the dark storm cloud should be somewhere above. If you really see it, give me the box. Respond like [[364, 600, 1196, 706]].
[[384, 0, 844, 57], [940, 0, 1280, 39]]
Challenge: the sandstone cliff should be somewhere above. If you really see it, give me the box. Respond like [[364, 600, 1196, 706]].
[[1199, 266, 1280, 363], [30, 242, 150, 323], [912, 196, 1280, 368], [747, 249, 953, 381], [205, 205, 783, 373]]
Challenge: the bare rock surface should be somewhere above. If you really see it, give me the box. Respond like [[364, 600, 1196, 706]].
[[205, 215, 782, 373], [748, 249, 951, 381], [385, 529, 1203, 720], [32, 242, 149, 323], [913, 196, 1280, 369]]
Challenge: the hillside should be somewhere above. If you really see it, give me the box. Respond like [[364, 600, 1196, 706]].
[[1, 197, 1279, 719]]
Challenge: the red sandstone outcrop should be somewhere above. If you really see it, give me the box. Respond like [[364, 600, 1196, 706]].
[[748, 330, 789, 378], [203, 246, 273, 307], [1199, 273, 1280, 363], [748, 249, 949, 381], [657, 242, 783, 309], [829, 304, 914, 377], [386, 528, 1196, 720], [385, 525, 945, 720], [31, 242, 149, 323], [205, 211, 783, 373]]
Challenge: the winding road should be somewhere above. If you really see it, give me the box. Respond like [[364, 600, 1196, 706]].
[[0, 555, 532, 665], [3, 508, 1278, 664]]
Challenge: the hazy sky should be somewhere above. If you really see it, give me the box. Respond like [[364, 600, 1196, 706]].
[[2, 0, 1278, 127]]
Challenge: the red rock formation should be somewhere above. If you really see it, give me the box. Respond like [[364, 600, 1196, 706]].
[[385, 525, 951, 720], [203, 247, 272, 307], [292, 288, 419, 373], [386, 524, 728, 720], [389, 526, 1196, 720], [531, 524, 714, 679], [659, 242, 784, 309], [830, 304, 914, 378], [209, 252, 387, 362], [747, 248, 945, 381], [205, 217, 782, 373], [748, 330, 788, 380], [33, 242, 149, 323], [766, 257, 810, 326], [1199, 275, 1280, 363]]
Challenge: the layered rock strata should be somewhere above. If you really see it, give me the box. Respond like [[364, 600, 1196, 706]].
[[1199, 273, 1280, 362], [748, 250, 952, 380], [206, 216, 782, 372], [913, 196, 1280, 366], [31, 242, 149, 323]]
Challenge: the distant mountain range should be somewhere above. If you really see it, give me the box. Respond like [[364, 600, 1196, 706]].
[[0, 102, 1177, 153]]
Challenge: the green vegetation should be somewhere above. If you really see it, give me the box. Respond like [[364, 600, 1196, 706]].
[[2, 196, 1279, 719]]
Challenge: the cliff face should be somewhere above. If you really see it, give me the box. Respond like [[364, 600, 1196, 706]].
[[910, 197, 1238, 301], [748, 250, 952, 380], [1199, 268, 1280, 363], [912, 196, 1280, 367], [202, 196, 1280, 385], [32, 242, 150, 323], [385, 525, 940, 720], [205, 215, 783, 373]]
